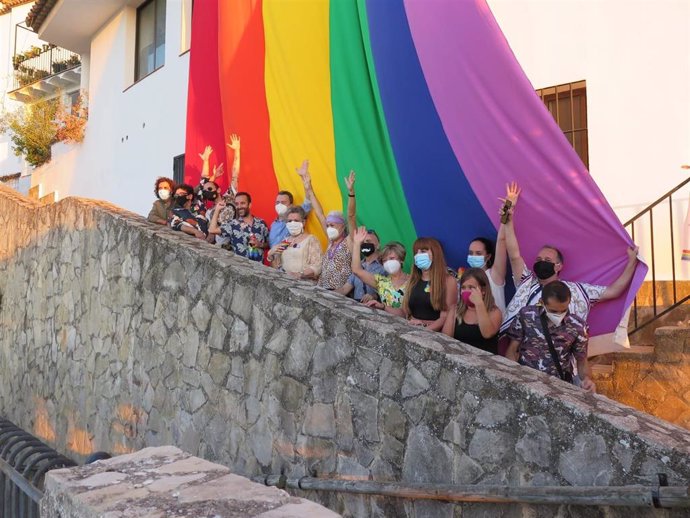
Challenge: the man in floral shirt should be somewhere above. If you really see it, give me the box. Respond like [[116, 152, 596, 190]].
[[506, 280, 595, 392], [209, 192, 268, 262]]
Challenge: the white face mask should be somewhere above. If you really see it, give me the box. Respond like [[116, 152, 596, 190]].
[[326, 227, 340, 241], [275, 203, 288, 216], [546, 310, 567, 327], [383, 259, 401, 275], [158, 189, 171, 200], [286, 221, 303, 236]]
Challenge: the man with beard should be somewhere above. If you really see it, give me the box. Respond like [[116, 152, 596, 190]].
[[209, 192, 269, 262], [499, 184, 638, 335]]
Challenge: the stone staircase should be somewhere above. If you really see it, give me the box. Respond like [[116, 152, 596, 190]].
[[592, 325, 690, 430]]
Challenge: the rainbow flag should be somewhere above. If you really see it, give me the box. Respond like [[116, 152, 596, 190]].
[[184, 0, 646, 345]]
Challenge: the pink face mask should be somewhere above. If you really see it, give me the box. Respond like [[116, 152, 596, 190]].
[[461, 290, 475, 308]]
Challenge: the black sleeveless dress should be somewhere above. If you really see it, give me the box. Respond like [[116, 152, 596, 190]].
[[454, 320, 498, 354], [408, 281, 440, 321]]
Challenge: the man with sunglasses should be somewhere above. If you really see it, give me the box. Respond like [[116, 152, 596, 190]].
[[499, 184, 638, 336]]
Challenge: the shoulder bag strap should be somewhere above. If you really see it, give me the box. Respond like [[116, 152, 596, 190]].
[[539, 311, 567, 381]]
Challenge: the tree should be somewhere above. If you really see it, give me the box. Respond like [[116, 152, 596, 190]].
[[0, 100, 59, 167]]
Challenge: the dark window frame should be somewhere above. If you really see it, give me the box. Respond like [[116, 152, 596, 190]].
[[135, 0, 166, 82], [173, 153, 185, 185], [536, 80, 589, 169]]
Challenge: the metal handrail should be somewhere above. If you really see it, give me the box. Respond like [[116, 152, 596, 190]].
[[254, 475, 690, 508], [624, 177, 690, 227], [625, 176, 690, 335], [0, 417, 76, 518]]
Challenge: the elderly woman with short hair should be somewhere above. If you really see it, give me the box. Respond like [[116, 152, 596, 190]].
[[267, 206, 323, 280]]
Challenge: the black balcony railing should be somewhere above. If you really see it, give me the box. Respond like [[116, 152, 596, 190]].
[[625, 176, 690, 335], [11, 44, 80, 91]]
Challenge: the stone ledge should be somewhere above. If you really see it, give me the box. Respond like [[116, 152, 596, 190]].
[[40, 446, 340, 518]]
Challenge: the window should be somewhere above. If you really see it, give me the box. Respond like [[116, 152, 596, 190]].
[[180, 0, 193, 54], [173, 154, 185, 185], [135, 0, 166, 81], [536, 80, 588, 168]]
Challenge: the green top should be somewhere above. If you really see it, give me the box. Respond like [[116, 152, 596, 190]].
[[375, 274, 405, 308]]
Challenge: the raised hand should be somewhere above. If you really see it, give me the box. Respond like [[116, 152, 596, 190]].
[[506, 181, 521, 206], [296, 159, 310, 178], [353, 226, 368, 244], [227, 134, 240, 151], [199, 145, 213, 162], [212, 163, 225, 181], [345, 170, 355, 194], [627, 245, 640, 262]]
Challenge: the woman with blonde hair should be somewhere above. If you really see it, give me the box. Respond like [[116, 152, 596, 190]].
[[443, 268, 502, 353], [390, 237, 457, 332], [351, 227, 408, 311]]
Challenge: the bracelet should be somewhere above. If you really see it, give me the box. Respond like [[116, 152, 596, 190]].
[[348, 193, 355, 198]]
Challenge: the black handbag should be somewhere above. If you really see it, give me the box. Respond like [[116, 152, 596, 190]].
[[539, 311, 573, 383]]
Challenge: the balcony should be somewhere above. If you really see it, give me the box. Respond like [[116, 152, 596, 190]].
[[8, 43, 81, 104]]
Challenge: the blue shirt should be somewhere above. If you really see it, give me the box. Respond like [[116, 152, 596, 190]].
[[347, 258, 385, 301], [268, 200, 312, 247]]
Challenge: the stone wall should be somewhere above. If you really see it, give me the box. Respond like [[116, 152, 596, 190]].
[[2, 184, 690, 517], [41, 446, 338, 517], [597, 326, 690, 429]]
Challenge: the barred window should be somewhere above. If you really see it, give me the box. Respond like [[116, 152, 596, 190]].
[[536, 80, 588, 168]]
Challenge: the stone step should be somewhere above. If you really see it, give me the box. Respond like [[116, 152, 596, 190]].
[[591, 364, 613, 377], [617, 345, 656, 355]]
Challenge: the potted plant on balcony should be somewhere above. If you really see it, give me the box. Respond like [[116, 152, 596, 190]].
[[52, 61, 68, 73]]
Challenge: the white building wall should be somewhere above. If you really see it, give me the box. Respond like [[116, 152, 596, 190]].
[[489, 0, 690, 280], [31, 0, 189, 215], [0, 2, 40, 181]]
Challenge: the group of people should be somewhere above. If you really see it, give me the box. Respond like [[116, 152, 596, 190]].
[[148, 136, 639, 394]]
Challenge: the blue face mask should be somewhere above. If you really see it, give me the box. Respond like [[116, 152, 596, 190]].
[[414, 252, 432, 271], [467, 255, 486, 268]]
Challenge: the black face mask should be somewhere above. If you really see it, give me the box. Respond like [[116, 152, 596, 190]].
[[202, 189, 218, 201], [174, 194, 189, 206], [361, 243, 376, 257], [533, 260, 556, 280]]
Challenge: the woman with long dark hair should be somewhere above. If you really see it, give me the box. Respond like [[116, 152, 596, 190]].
[[393, 237, 457, 332]]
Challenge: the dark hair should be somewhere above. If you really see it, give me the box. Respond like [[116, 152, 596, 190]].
[[470, 237, 495, 268], [235, 191, 252, 203], [286, 206, 306, 220], [277, 190, 294, 204], [541, 245, 564, 263], [175, 183, 194, 196], [202, 179, 219, 190], [366, 229, 380, 244], [542, 280, 571, 304], [154, 177, 175, 197]]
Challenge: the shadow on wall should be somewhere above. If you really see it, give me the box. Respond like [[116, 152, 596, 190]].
[[2, 184, 690, 517]]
